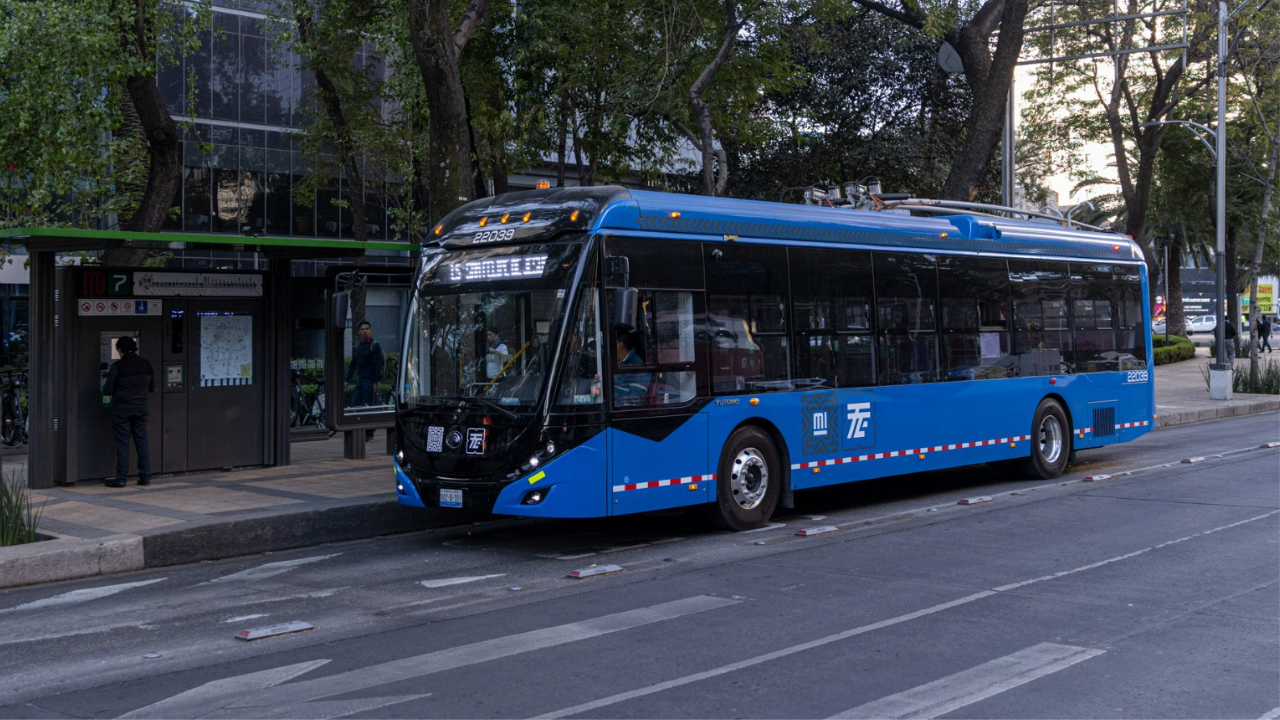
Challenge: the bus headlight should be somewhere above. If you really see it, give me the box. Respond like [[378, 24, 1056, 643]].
[[395, 450, 405, 464]]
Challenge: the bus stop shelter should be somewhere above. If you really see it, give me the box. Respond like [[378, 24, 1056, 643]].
[[0, 227, 411, 489]]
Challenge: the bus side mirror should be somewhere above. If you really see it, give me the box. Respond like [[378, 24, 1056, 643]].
[[612, 287, 638, 332], [331, 292, 349, 330]]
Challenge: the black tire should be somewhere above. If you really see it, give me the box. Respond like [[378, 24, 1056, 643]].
[[707, 426, 782, 531], [1022, 399, 1071, 479]]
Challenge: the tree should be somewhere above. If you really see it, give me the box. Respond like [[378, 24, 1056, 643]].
[[0, 1, 203, 252], [849, 0, 1029, 201], [732, 7, 979, 201], [407, 0, 487, 223]]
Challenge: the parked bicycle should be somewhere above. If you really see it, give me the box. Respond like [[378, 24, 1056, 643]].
[[2, 371, 27, 446], [290, 369, 329, 431]]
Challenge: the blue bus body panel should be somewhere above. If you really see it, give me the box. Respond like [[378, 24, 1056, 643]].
[[490, 431, 608, 518], [394, 460, 426, 508], [608, 415, 711, 515]]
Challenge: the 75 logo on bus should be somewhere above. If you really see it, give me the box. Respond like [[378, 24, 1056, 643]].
[[1125, 370, 1149, 383]]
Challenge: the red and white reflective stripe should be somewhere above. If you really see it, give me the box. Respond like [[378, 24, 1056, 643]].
[[1078, 420, 1151, 435], [791, 434, 1032, 471], [612, 473, 715, 493]]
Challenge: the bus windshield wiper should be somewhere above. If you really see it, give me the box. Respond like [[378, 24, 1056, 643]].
[[457, 395, 519, 421]]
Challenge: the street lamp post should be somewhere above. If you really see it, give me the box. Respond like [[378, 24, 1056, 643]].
[[1144, 0, 1260, 400]]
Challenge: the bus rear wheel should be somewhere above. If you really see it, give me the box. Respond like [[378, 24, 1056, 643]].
[[708, 427, 781, 531], [1023, 399, 1071, 479]]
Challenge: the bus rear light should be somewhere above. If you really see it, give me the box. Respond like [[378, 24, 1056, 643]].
[[1050, 378, 1057, 384]]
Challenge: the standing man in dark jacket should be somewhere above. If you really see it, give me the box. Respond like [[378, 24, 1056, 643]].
[[102, 336, 154, 488], [345, 320, 385, 408]]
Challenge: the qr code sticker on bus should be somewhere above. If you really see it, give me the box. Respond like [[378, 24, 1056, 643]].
[[426, 426, 445, 452]]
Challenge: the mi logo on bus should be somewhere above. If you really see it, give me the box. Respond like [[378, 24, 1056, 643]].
[[801, 392, 838, 456], [842, 390, 875, 450]]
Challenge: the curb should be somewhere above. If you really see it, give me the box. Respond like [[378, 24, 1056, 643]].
[[1156, 398, 1280, 428], [138, 498, 463, 568], [0, 533, 144, 589], [0, 500, 469, 589]]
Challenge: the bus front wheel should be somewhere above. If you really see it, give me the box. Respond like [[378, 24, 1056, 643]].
[[1023, 399, 1071, 479], [708, 427, 781, 531]]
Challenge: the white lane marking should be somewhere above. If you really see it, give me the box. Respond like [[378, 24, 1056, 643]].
[[828, 643, 1104, 719], [223, 614, 269, 624], [993, 511, 1280, 592], [420, 574, 505, 588], [121, 660, 331, 719], [1259, 707, 1280, 719], [536, 510, 1279, 719], [533, 591, 995, 720], [0, 578, 166, 614], [131, 595, 735, 719], [209, 554, 340, 583]]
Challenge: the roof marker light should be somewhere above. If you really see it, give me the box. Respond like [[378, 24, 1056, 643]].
[[570, 210, 580, 222], [501, 213, 510, 224], [670, 211, 681, 219], [536, 180, 550, 189], [1112, 245, 1120, 251], [522, 212, 532, 222], [433, 224, 443, 236], [478, 217, 488, 227], [940, 233, 948, 239]]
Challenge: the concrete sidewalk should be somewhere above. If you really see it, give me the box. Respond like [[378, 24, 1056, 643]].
[[2, 350, 1277, 589]]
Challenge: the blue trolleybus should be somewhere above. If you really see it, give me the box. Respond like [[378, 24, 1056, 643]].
[[393, 186, 1153, 530]]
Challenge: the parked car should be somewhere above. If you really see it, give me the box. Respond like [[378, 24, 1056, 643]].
[[1151, 315, 1217, 335], [1188, 315, 1218, 333]]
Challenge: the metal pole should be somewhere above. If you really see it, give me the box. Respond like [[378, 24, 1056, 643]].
[[1003, 85, 1015, 207], [1164, 241, 1170, 345], [1214, 0, 1228, 370]]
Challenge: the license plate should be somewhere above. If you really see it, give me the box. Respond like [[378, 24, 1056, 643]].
[[439, 488, 463, 508]]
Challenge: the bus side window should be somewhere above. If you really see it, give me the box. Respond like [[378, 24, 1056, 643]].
[[874, 252, 939, 385], [610, 290, 699, 408], [705, 244, 789, 393], [790, 247, 875, 388]]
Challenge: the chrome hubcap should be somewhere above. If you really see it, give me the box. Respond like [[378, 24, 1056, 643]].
[[1038, 415, 1063, 464], [730, 448, 768, 510]]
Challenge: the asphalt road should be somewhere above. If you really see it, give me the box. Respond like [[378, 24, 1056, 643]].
[[1, 413, 1276, 719]]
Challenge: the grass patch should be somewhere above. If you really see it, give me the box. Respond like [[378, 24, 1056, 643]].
[[0, 470, 43, 546]]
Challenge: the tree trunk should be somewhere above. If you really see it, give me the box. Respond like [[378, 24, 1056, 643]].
[[688, 0, 748, 196], [408, 0, 486, 223], [1168, 232, 1186, 336], [939, 0, 1028, 201], [1246, 119, 1278, 391], [109, 0, 181, 267]]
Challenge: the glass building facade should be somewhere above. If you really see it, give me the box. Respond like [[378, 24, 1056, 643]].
[[157, 1, 399, 249]]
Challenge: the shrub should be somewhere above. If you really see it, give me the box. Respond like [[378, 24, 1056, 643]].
[[0, 471, 43, 547], [1198, 358, 1280, 394], [1152, 335, 1195, 365]]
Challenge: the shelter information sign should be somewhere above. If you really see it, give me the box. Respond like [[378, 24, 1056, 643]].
[[199, 314, 254, 387]]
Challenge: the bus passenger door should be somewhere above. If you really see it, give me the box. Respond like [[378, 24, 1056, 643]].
[[606, 285, 711, 515]]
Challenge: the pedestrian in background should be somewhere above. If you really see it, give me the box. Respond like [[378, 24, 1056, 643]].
[[345, 320, 385, 407], [1223, 316, 1237, 364], [102, 336, 154, 488], [1258, 315, 1273, 353]]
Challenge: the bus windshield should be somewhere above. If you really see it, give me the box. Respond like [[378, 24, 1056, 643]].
[[401, 241, 583, 413]]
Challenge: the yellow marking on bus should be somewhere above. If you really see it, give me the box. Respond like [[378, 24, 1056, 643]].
[[528, 471, 546, 485]]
